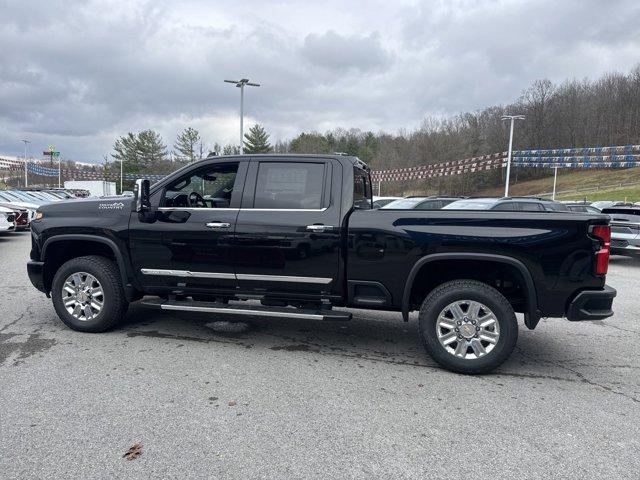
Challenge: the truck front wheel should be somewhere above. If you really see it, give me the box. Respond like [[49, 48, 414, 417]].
[[51, 255, 129, 332], [418, 280, 518, 374]]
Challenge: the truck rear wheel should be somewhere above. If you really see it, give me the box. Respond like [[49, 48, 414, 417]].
[[418, 280, 518, 374], [51, 255, 129, 332]]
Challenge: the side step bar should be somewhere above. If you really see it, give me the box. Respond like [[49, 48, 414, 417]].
[[142, 298, 352, 321]]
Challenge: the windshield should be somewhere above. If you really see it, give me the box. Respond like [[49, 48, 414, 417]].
[[381, 198, 426, 209], [443, 200, 497, 210]]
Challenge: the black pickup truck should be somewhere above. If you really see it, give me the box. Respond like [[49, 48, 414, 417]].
[[27, 154, 616, 373]]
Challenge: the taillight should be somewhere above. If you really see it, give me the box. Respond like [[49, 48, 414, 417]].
[[591, 224, 611, 275]]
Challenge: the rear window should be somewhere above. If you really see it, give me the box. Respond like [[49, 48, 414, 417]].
[[602, 208, 640, 216], [443, 200, 497, 210], [602, 208, 640, 222], [381, 198, 425, 209], [517, 202, 545, 212]]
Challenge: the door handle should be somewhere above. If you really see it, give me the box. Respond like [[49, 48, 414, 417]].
[[206, 222, 231, 229], [306, 224, 333, 232]]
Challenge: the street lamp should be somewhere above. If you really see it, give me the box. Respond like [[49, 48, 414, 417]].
[[116, 158, 124, 194], [224, 78, 260, 154], [501, 115, 525, 197], [21, 139, 30, 187]]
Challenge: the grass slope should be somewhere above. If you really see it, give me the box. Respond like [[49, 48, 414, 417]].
[[479, 167, 640, 202]]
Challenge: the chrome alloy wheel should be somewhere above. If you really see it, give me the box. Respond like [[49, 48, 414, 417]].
[[61, 272, 104, 321], [436, 300, 500, 360]]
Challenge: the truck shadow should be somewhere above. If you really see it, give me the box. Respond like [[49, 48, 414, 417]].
[[119, 302, 631, 382]]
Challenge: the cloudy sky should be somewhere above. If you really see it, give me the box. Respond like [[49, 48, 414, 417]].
[[1, 0, 639, 162]]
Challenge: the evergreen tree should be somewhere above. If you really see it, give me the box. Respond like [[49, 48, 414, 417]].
[[111, 130, 168, 173], [289, 132, 331, 154], [112, 132, 138, 165], [174, 127, 201, 162], [137, 129, 168, 169], [243, 124, 272, 154], [222, 144, 240, 155]]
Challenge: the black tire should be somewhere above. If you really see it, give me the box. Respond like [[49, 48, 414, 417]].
[[51, 255, 129, 332], [418, 279, 518, 374]]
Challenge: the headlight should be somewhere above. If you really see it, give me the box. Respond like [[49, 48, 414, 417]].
[[34, 211, 44, 220]]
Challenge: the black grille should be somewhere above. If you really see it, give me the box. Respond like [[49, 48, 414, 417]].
[[611, 239, 629, 248]]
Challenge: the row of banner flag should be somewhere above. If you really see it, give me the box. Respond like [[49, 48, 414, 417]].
[[370, 146, 640, 182], [3, 144, 640, 183]]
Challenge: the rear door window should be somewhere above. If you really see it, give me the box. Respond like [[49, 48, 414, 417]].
[[253, 162, 325, 209]]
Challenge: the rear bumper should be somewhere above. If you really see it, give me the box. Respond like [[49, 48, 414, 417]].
[[27, 260, 47, 294], [566, 285, 616, 321]]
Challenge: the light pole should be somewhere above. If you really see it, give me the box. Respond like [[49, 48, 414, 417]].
[[21, 139, 30, 187], [501, 115, 525, 197], [117, 159, 124, 194], [224, 78, 260, 154]]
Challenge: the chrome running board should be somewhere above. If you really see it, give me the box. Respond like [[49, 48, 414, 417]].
[[142, 298, 352, 321]]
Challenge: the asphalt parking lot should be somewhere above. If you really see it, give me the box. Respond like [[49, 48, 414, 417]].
[[1, 231, 639, 479]]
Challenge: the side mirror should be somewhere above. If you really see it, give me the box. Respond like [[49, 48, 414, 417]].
[[134, 179, 151, 213]]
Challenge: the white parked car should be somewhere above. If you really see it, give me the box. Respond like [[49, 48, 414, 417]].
[[372, 196, 402, 208], [0, 206, 16, 232], [0, 192, 38, 221]]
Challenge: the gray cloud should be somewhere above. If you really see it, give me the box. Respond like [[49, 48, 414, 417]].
[[0, 0, 639, 161], [301, 30, 392, 72]]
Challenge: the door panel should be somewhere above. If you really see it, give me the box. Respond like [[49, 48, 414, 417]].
[[233, 158, 342, 296], [129, 161, 246, 293]]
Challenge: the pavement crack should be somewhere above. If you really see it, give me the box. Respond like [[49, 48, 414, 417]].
[[0, 313, 25, 333], [514, 346, 640, 404]]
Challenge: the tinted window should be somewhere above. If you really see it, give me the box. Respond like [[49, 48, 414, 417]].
[[602, 208, 640, 216], [491, 202, 516, 211], [567, 205, 587, 213], [372, 198, 397, 208], [517, 202, 545, 212], [254, 162, 325, 209], [443, 200, 497, 210], [415, 200, 442, 210], [382, 198, 425, 209]]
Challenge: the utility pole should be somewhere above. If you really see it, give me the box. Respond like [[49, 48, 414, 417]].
[[21, 139, 30, 187], [501, 115, 525, 197], [224, 78, 260, 154]]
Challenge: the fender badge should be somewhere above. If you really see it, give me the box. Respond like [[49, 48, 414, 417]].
[[98, 202, 125, 210]]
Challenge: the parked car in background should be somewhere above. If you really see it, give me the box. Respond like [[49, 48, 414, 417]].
[[0, 206, 16, 233], [0, 192, 39, 220], [0, 203, 29, 230], [5, 190, 54, 205], [40, 189, 74, 200], [563, 201, 602, 214], [372, 196, 402, 208], [0, 190, 47, 208], [602, 206, 640, 256], [382, 196, 459, 210], [443, 197, 569, 212], [591, 200, 633, 211], [19, 190, 62, 202]]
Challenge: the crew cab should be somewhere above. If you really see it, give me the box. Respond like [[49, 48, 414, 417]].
[[27, 154, 616, 373]]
